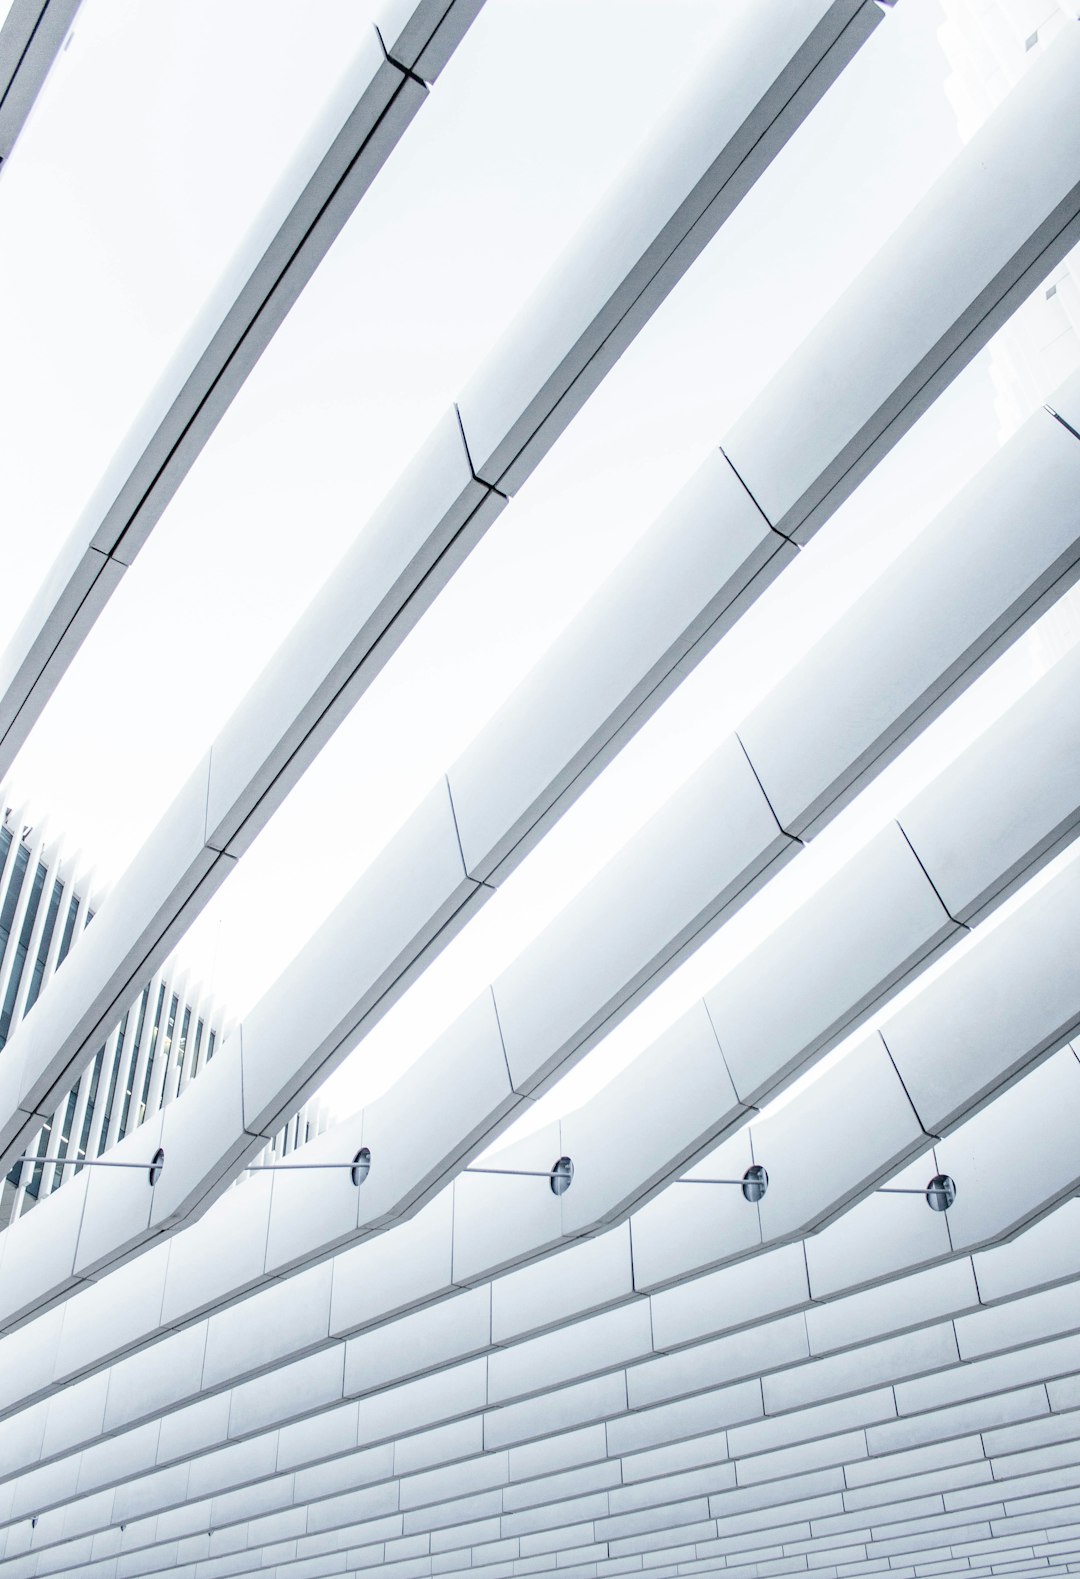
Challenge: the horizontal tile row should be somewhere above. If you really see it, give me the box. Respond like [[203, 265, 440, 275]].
[[11, 1295, 1080, 1579]]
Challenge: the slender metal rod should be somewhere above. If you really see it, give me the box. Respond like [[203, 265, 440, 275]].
[[464, 1166, 554, 1179], [679, 1179, 949, 1197], [244, 1162, 557, 1178], [245, 1162, 359, 1172], [14, 1156, 150, 1171]]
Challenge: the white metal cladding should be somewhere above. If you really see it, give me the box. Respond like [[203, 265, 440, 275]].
[[2, 6, 1080, 1579]]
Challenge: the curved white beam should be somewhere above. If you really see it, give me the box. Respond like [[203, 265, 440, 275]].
[[0, 0, 78, 165], [5, 5, 1075, 1188]]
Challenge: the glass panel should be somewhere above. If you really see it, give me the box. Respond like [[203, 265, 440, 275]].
[[74, 1045, 107, 1169], [56, 894, 80, 965], [156, 993, 178, 1110], [191, 1017, 204, 1078], [23, 1119, 51, 1200], [135, 982, 167, 1126], [0, 841, 29, 960], [23, 875, 64, 1013], [173, 1004, 192, 1092], [43, 1087, 79, 1197], [95, 1013, 127, 1157], [118, 986, 150, 1140]]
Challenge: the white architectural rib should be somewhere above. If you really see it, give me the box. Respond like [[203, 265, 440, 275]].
[[5, 365, 1077, 1337], [0, 0, 486, 780], [0, 0, 888, 1175], [0, 0, 79, 165], [14, 0, 1080, 1189]]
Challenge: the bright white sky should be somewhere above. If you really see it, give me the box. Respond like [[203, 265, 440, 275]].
[[0, 0, 1076, 1139]]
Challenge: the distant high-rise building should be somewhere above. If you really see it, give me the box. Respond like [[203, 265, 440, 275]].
[[940, 0, 1080, 437], [939, 0, 1080, 679], [0, 795, 229, 1227], [0, 795, 330, 1227]]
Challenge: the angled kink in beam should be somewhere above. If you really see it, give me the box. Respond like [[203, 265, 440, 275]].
[[0, 0, 80, 166], [0, 0, 485, 778], [3, 386, 1079, 1350], [2, 631, 1077, 1454], [0, 0, 889, 1163]]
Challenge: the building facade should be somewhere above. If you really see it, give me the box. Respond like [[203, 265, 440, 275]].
[[0, 795, 329, 1227]]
